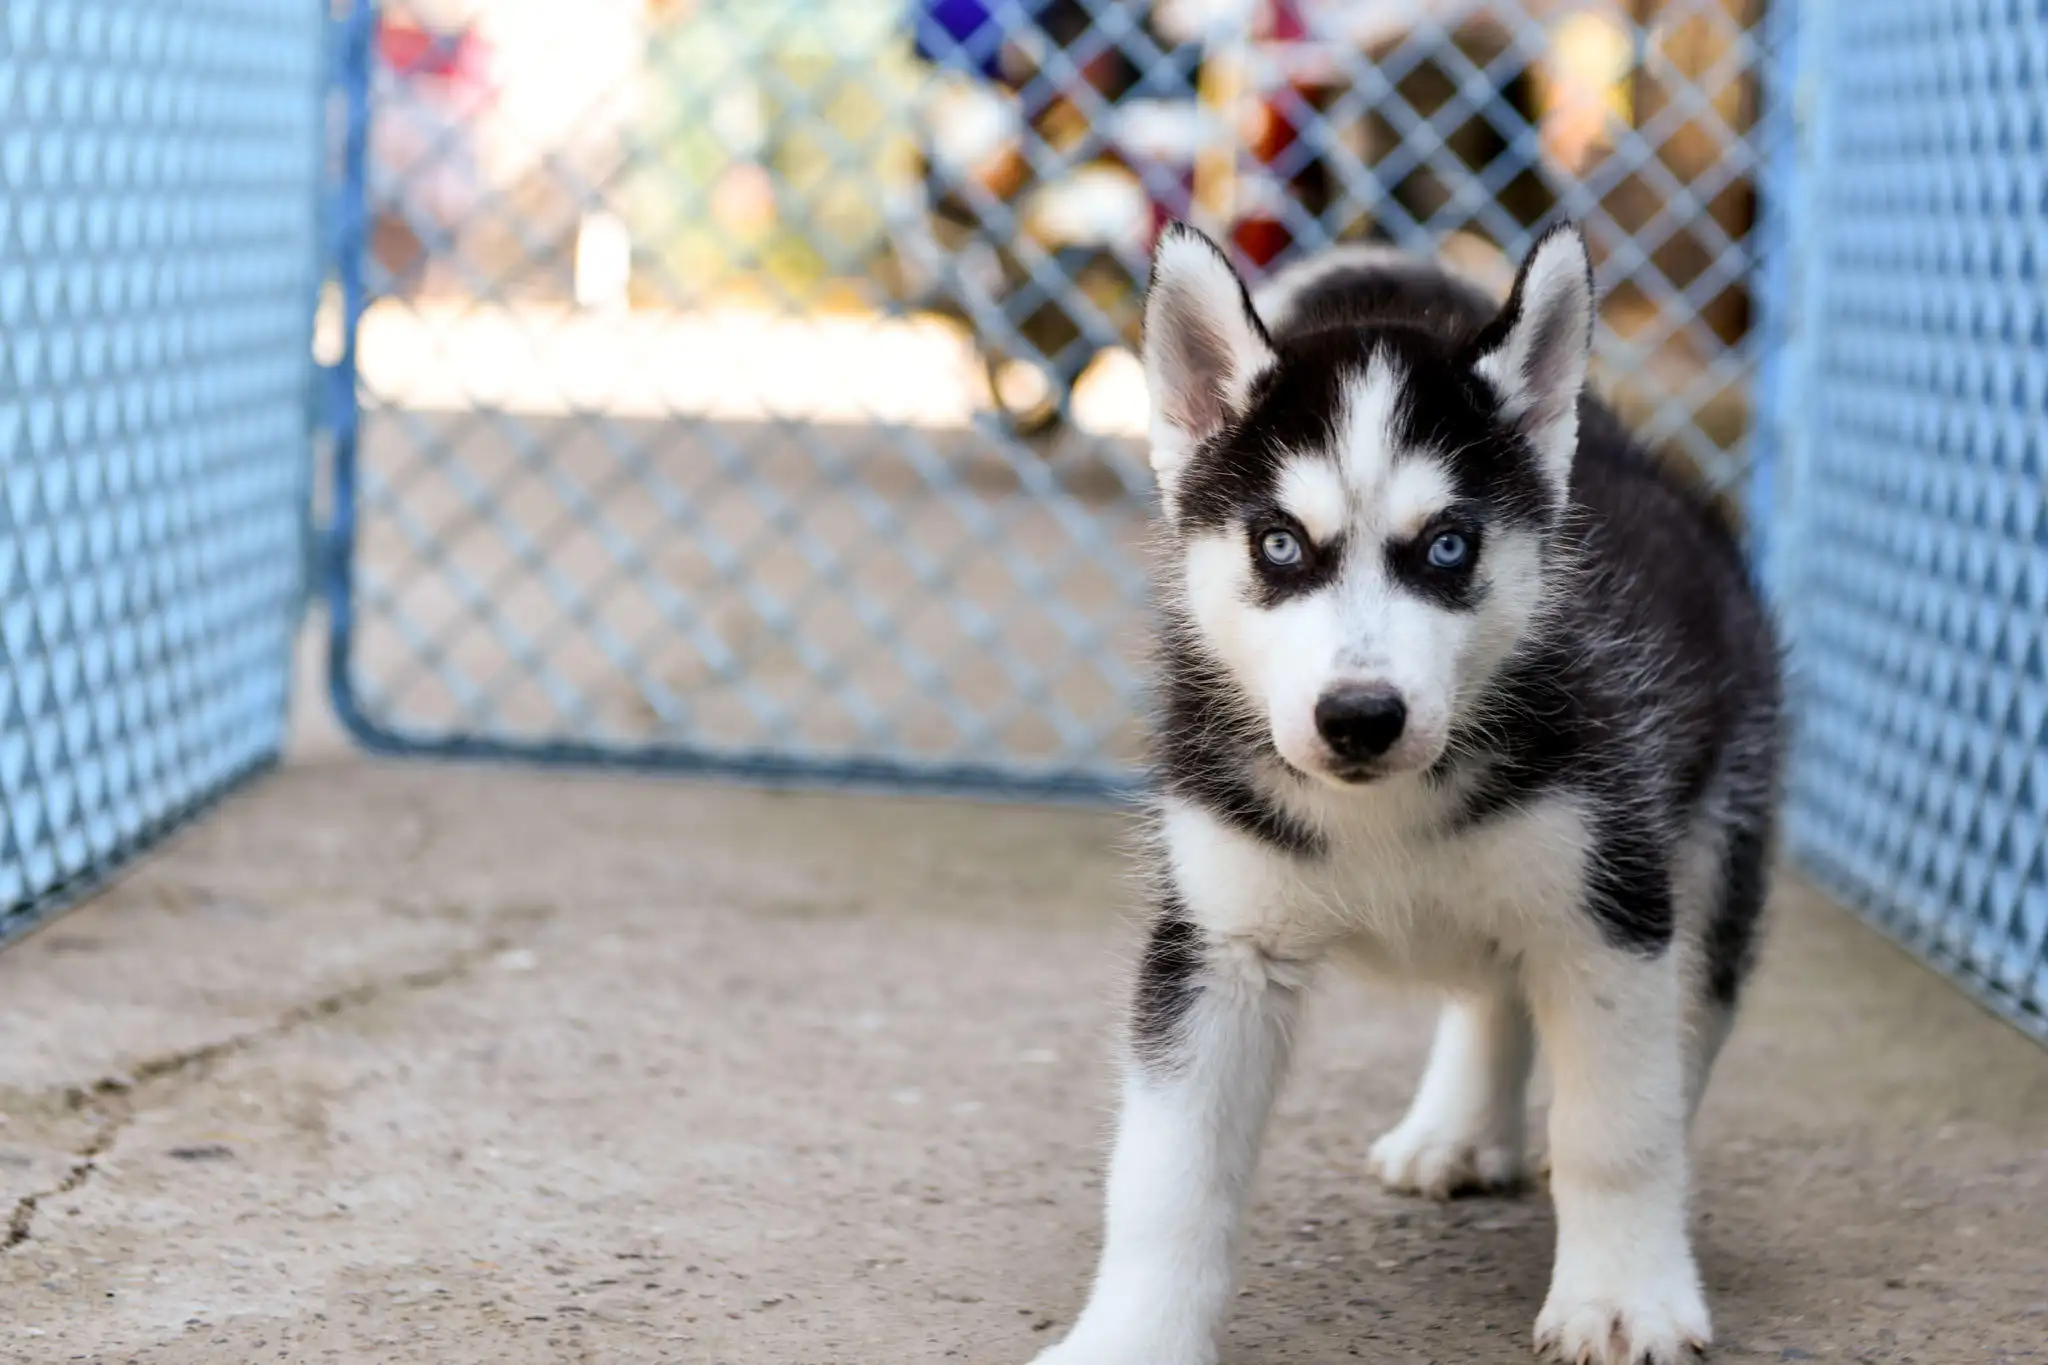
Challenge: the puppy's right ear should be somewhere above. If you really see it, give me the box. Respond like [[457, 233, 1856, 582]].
[[1466, 223, 1594, 490], [1142, 223, 1274, 504]]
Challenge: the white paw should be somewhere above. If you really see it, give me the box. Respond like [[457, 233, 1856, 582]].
[[1029, 1330, 1215, 1365], [1368, 1116, 1529, 1198], [1534, 1275, 1711, 1364]]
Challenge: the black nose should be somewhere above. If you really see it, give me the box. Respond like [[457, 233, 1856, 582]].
[[1314, 684, 1407, 762]]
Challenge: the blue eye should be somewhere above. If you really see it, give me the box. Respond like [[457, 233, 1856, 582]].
[[1260, 529, 1303, 566], [1426, 531, 1471, 570]]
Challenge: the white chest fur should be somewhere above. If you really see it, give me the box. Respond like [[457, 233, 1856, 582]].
[[1159, 783, 1598, 985]]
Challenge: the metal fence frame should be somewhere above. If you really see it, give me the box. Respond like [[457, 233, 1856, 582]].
[[318, 0, 1153, 803], [0, 2, 326, 945]]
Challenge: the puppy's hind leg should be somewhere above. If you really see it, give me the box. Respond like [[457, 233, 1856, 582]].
[[1368, 978, 1536, 1198], [1687, 806, 1773, 1123]]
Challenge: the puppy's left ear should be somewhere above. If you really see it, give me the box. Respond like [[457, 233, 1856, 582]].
[[1467, 224, 1594, 487]]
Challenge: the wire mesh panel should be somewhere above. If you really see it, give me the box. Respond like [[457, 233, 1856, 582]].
[[0, 3, 323, 943], [329, 0, 1765, 797], [1765, 0, 2048, 1039]]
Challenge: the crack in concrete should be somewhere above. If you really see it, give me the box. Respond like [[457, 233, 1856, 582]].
[[3, 934, 510, 1251], [3, 1113, 121, 1250]]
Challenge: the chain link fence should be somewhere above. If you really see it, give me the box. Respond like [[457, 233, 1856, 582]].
[[0, 3, 323, 944], [327, 0, 1765, 797]]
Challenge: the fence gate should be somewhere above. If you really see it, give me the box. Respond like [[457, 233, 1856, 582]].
[[0, 3, 323, 944], [325, 0, 1767, 801], [1764, 0, 2048, 1040]]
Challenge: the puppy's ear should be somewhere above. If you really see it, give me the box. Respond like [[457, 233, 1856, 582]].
[[1467, 223, 1594, 488], [1143, 223, 1274, 504]]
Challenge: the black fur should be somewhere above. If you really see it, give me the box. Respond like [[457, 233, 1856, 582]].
[[1583, 817, 1677, 954], [1133, 899, 1205, 1068], [1706, 813, 1773, 1004]]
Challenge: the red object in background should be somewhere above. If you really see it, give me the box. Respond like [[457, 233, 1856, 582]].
[[367, 17, 494, 295], [1265, 0, 1310, 43], [1234, 0, 1324, 269], [377, 17, 491, 95], [1232, 218, 1292, 269], [1133, 0, 1323, 272]]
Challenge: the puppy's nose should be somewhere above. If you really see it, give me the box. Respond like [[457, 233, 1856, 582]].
[[1314, 683, 1407, 762]]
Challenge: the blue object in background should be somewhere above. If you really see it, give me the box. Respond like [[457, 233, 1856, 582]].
[[914, 0, 1049, 79]]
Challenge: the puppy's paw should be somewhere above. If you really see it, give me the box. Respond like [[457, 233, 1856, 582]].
[[1534, 1274, 1711, 1364], [1029, 1304, 1217, 1365], [1368, 1116, 1529, 1198], [1030, 1330, 1215, 1365]]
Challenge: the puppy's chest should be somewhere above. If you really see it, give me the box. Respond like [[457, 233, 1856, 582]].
[[1172, 791, 1594, 971]]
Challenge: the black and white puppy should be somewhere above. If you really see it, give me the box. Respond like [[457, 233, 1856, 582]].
[[1030, 225, 1782, 1365]]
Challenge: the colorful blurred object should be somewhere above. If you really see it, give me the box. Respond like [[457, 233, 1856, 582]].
[[885, 0, 1557, 434], [624, 0, 920, 304], [366, 13, 493, 294]]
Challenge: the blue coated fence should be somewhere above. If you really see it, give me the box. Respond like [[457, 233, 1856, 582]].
[[1761, 0, 2048, 1041], [0, 3, 323, 944]]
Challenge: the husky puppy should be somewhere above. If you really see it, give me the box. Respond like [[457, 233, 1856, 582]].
[[1030, 224, 1782, 1365]]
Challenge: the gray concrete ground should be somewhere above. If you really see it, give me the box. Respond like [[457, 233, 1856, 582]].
[[3, 712, 2047, 1363]]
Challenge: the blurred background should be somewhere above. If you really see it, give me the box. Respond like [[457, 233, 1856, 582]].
[[332, 0, 1765, 789]]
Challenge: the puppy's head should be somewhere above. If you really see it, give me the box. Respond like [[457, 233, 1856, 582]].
[[1144, 223, 1593, 786]]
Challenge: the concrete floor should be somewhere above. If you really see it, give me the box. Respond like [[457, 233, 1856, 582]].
[[3, 746, 2046, 1363]]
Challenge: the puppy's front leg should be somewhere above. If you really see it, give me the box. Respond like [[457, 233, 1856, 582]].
[[1526, 937, 1709, 1365], [1034, 909, 1312, 1365]]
